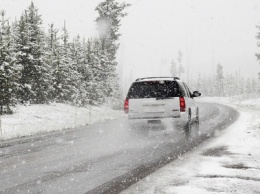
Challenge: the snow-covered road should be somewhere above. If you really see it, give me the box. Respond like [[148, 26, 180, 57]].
[[0, 102, 238, 194]]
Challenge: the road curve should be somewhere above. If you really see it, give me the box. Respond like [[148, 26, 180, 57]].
[[0, 102, 239, 194]]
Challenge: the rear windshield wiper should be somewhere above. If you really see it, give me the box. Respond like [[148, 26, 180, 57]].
[[156, 97, 174, 100]]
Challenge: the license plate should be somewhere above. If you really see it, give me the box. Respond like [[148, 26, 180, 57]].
[[148, 120, 161, 124]]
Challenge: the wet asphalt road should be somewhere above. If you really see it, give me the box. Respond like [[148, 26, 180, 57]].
[[0, 102, 239, 194]]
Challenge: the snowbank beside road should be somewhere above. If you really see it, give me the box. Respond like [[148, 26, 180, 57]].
[[121, 97, 260, 194], [0, 103, 123, 140]]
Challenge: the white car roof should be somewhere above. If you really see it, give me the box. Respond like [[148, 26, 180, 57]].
[[135, 77, 180, 82]]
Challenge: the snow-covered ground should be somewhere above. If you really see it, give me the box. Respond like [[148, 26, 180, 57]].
[[121, 97, 260, 194], [0, 103, 123, 140]]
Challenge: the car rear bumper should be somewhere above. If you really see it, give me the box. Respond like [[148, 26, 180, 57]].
[[128, 114, 188, 128]]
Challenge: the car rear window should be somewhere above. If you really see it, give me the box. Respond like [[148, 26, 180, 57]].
[[127, 81, 180, 99]]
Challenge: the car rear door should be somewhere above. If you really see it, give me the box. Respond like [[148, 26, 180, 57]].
[[127, 81, 181, 119]]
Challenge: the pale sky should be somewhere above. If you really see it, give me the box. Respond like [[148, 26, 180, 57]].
[[2, 0, 260, 90]]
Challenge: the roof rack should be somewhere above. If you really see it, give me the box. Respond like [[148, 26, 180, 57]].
[[135, 77, 180, 82]]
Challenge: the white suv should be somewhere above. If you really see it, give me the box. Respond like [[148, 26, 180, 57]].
[[124, 77, 201, 133]]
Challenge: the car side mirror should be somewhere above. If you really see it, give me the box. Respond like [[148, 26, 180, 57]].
[[192, 91, 201, 97]]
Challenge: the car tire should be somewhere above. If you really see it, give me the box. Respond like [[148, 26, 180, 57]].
[[185, 111, 192, 138], [195, 108, 200, 134]]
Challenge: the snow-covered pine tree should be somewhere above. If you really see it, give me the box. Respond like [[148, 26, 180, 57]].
[[245, 78, 252, 95], [208, 76, 215, 96], [170, 59, 178, 77], [216, 63, 224, 96], [256, 23, 260, 64], [255, 22, 260, 94], [95, 0, 130, 60], [45, 23, 59, 101], [201, 75, 208, 96], [0, 10, 21, 114], [15, 2, 51, 104], [86, 38, 108, 106], [228, 74, 237, 96], [233, 71, 240, 96], [251, 78, 257, 96], [58, 23, 77, 103], [78, 38, 92, 106], [45, 23, 75, 103], [69, 35, 84, 106], [177, 50, 184, 79], [73, 36, 91, 106], [225, 74, 231, 96], [14, 14, 31, 102], [196, 73, 202, 93], [95, 0, 130, 106], [238, 76, 245, 96], [257, 74, 260, 95]]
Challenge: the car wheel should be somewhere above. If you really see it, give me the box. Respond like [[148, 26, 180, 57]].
[[195, 108, 200, 134], [185, 112, 192, 139]]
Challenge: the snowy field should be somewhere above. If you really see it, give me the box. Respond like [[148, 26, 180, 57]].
[[121, 96, 260, 194], [0, 103, 123, 140]]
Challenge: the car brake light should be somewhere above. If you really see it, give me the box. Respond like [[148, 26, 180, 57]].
[[124, 99, 129, 114], [179, 96, 186, 112]]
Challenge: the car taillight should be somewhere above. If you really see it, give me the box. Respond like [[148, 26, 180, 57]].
[[124, 99, 129, 114], [179, 96, 186, 112]]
